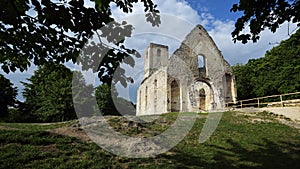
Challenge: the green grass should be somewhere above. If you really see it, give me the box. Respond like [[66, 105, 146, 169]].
[[0, 111, 299, 168], [0, 120, 77, 131]]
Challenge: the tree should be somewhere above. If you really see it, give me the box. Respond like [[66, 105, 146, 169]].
[[0, 0, 159, 86], [0, 74, 17, 117], [22, 63, 94, 122], [231, 0, 299, 43], [233, 29, 300, 99], [95, 83, 135, 116], [95, 83, 119, 116], [232, 63, 255, 100]]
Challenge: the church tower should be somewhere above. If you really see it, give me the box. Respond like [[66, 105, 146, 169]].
[[144, 43, 168, 79]]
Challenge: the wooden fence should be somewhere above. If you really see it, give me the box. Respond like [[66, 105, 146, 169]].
[[226, 92, 300, 108]]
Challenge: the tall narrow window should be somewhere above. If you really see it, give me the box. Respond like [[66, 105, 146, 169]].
[[225, 74, 233, 102], [198, 55, 205, 68], [198, 55, 206, 77], [171, 80, 180, 112], [145, 86, 148, 108], [157, 49, 161, 58], [156, 49, 161, 67], [139, 90, 141, 111], [154, 79, 157, 112]]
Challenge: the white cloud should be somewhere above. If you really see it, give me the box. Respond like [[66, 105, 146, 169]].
[[208, 20, 298, 64], [2, 0, 298, 103], [111, 0, 298, 65], [110, 0, 202, 102], [109, 0, 298, 102]]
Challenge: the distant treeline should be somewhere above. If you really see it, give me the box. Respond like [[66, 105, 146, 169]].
[[0, 63, 135, 123], [233, 29, 300, 100]]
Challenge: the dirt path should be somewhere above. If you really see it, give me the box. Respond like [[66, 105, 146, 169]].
[[260, 107, 300, 121], [236, 107, 300, 121], [234, 107, 300, 129]]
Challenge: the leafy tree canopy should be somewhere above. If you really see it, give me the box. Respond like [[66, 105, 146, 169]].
[[0, 74, 17, 116], [231, 0, 299, 43], [95, 83, 135, 116], [0, 0, 159, 85], [233, 28, 300, 100], [95, 83, 118, 116], [22, 63, 94, 122]]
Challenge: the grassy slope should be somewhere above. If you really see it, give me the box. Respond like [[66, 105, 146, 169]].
[[0, 111, 299, 169]]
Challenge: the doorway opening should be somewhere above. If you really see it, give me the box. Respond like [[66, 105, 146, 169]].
[[171, 80, 180, 112], [199, 88, 206, 110]]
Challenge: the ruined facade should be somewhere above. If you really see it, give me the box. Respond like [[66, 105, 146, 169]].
[[136, 25, 237, 116]]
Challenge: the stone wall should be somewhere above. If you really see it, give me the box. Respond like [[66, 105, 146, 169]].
[[137, 68, 168, 116], [136, 24, 237, 116], [144, 43, 168, 79]]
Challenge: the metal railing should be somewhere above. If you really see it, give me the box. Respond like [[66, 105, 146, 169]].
[[226, 92, 300, 108]]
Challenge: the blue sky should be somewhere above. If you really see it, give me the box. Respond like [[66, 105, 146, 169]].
[[186, 0, 241, 21], [111, 0, 298, 103], [1, 0, 298, 103]]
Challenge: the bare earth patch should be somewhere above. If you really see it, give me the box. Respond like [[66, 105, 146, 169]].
[[48, 125, 91, 142], [234, 110, 300, 129], [0, 125, 19, 130], [38, 144, 57, 152], [48, 110, 300, 145]]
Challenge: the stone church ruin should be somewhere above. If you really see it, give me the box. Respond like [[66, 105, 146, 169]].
[[136, 25, 237, 116]]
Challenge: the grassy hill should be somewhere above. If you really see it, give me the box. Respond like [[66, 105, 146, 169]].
[[0, 111, 299, 168]]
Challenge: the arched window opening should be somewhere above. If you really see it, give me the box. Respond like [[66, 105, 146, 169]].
[[157, 49, 161, 58], [198, 55, 206, 76], [154, 79, 158, 93], [154, 79, 157, 112], [155, 49, 162, 67], [171, 80, 180, 112], [225, 73, 233, 102], [145, 86, 148, 108], [139, 90, 141, 111], [198, 55, 205, 68]]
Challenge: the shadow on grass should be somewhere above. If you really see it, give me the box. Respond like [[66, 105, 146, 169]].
[[161, 138, 300, 169]]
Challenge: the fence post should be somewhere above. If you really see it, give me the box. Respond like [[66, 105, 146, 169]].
[[280, 95, 283, 107], [240, 101, 243, 108], [257, 98, 260, 108]]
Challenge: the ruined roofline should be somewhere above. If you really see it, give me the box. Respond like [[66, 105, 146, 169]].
[[141, 24, 233, 84], [194, 24, 222, 55], [146, 25, 228, 62], [194, 25, 233, 68], [171, 24, 226, 60], [148, 42, 169, 49]]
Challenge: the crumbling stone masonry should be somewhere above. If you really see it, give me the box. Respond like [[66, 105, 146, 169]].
[[136, 25, 237, 115]]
